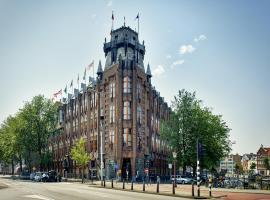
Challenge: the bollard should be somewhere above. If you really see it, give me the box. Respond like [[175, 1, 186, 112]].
[[172, 181, 175, 194], [111, 179, 114, 188], [209, 184, 212, 197], [156, 181, 159, 193], [143, 181, 145, 192], [123, 180, 125, 189], [192, 183, 194, 197], [197, 185, 200, 197], [104, 178, 106, 187], [131, 180, 133, 190]]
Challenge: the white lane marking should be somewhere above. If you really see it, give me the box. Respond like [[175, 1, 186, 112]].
[[23, 195, 55, 200]]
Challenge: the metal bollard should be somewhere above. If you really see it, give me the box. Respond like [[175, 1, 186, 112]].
[[209, 184, 212, 197], [131, 180, 133, 190], [156, 181, 159, 193], [123, 180, 125, 189], [172, 182, 175, 194], [197, 185, 200, 197], [111, 179, 114, 188], [104, 179, 106, 187], [192, 183, 194, 197], [143, 181, 145, 192]]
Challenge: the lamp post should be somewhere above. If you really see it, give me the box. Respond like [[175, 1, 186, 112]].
[[172, 150, 177, 193], [100, 115, 105, 186]]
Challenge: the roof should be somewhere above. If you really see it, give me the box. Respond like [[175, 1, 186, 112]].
[[257, 146, 270, 156]]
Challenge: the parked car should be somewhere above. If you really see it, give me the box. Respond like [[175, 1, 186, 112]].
[[171, 175, 193, 184], [41, 172, 49, 182], [20, 172, 30, 180], [34, 172, 42, 182], [30, 172, 36, 181], [48, 170, 58, 182]]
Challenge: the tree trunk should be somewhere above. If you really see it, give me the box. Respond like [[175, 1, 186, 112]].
[[11, 158, 14, 175], [19, 154, 23, 173], [81, 167, 84, 183]]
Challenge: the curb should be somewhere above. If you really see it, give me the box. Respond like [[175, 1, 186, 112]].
[[87, 184, 225, 199]]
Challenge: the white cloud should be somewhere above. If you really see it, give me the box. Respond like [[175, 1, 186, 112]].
[[194, 34, 207, 42], [152, 65, 165, 77], [171, 59, 185, 69], [107, 0, 112, 7], [179, 45, 196, 54], [166, 54, 172, 59]]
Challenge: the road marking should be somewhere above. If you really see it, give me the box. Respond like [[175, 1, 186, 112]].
[[23, 194, 55, 200]]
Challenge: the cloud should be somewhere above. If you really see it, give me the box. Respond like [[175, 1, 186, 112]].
[[194, 34, 207, 42], [107, 0, 112, 7], [166, 54, 172, 59], [171, 59, 185, 69], [152, 65, 165, 77], [179, 45, 196, 54]]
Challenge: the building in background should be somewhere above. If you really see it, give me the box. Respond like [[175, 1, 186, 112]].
[[48, 25, 171, 180], [241, 153, 257, 174], [257, 145, 270, 175], [219, 154, 242, 176]]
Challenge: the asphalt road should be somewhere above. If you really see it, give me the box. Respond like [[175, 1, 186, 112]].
[[0, 177, 190, 200]]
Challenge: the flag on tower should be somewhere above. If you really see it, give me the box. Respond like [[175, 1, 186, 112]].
[[64, 85, 67, 94], [77, 74, 79, 85], [53, 89, 62, 98], [87, 60, 94, 71], [112, 12, 114, 20], [135, 13, 139, 20], [83, 68, 86, 81], [70, 80, 73, 88]]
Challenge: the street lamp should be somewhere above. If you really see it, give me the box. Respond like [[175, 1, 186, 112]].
[[172, 150, 177, 192]]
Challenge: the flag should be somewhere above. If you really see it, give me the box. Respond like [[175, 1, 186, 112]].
[[64, 85, 67, 94], [70, 80, 73, 88], [135, 13, 139, 20], [83, 68, 86, 81], [87, 60, 94, 71], [77, 74, 79, 85], [53, 89, 62, 98], [112, 12, 114, 20]]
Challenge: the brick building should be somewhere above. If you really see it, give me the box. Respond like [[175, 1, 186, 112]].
[[49, 26, 171, 180], [257, 145, 270, 175]]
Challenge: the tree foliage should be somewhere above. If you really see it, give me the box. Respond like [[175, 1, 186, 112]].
[[0, 95, 58, 173], [70, 137, 92, 183], [160, 89, 231, 174]]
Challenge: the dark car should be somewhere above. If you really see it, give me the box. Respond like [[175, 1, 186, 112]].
[[20, 171, 30, 180], [48, 170, 58, 182]]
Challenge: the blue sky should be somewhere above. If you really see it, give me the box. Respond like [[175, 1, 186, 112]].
[[0, 0, 269, 154]]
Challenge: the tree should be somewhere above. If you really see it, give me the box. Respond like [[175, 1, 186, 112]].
[[70, 137, 92, 183], [263, 158, 270, 175], [0, 95, 58, 173], [160, 89, 231, 176], [249, 162, 256, 174]]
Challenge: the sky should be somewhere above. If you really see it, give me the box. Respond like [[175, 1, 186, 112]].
[[0, 0, 269, 155]]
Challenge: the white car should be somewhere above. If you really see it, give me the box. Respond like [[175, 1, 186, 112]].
[[34, 172, 42, 182], [171, 175, 193, 184]]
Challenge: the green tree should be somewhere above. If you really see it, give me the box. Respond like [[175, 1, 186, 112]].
[[160, 89, 231, 176], [249, 162, 256, 174], [70, 137, 92, 183], [263, 158, 270, 175], [19, 95, 58, 170]]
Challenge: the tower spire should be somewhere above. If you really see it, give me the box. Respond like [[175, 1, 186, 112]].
[[146, 63, 152, 78]]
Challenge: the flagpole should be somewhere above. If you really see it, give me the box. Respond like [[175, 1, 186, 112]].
[[93, 60, 94, 81], [138, 13, 139, 39]]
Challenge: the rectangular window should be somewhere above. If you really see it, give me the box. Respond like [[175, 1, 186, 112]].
[[110, 104, 115, 123], [123, 128, 132, 147], [109, 129, 114, 144], [136, 82, 141, 100], [123, 76, 131, 93], [137, 105, 142, 124], [123, 101, 131, 120], [109, 82, 115, 98]]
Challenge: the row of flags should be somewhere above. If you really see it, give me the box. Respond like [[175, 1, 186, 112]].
[[52, 60, 94, 101], [111, 12, 140, 34], [111, 12, 139, 21]]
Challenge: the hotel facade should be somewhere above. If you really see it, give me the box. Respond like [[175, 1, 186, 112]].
[[49, 26, 171, 180]]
